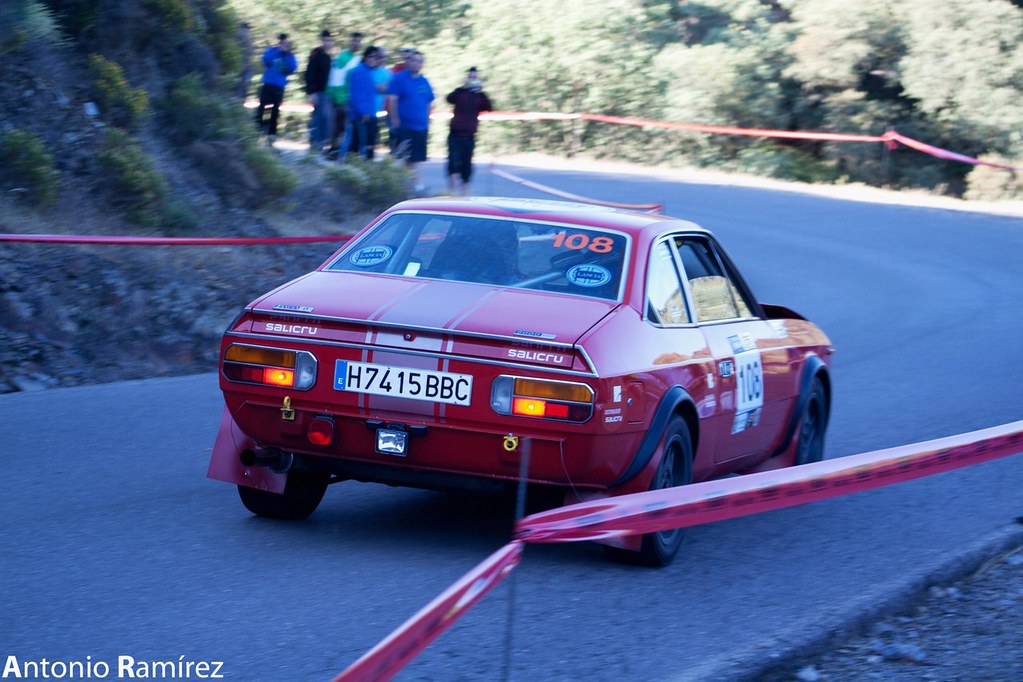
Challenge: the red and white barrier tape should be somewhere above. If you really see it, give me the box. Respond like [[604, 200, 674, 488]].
[[517, 420, 1023, 543], [332, 420, 1023, 680], [0, 234, 352, 245], [247, 98, 1018, 171], [332, 542, 523, 682]]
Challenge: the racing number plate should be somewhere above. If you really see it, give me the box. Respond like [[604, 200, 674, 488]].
[[333, 360, 473, 406]]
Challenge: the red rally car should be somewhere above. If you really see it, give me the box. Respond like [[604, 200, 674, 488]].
[[209, 197, 833, 565]]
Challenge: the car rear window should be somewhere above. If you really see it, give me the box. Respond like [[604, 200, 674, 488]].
[[327, 212, 628, 301]]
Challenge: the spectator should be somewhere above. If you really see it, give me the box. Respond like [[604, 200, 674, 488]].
[[304, 30, 334, 154], [446, 67, 493, 195], [326, 32, 363, 160], [346, 46, 386, 159], [392, 47, 414, 74], [255, 33, 297, 143], [387, 51, 434, 191], [386, 47, 414, 151], [372, 47, 393, 149]]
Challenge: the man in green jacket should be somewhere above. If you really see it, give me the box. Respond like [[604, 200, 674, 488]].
[[325, 32, 363, 160]]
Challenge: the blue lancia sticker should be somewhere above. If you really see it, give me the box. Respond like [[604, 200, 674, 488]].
[[349, 245, 394, 267], [566, 264, 612, 288]]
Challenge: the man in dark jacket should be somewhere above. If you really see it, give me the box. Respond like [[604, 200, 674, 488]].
[[446, 67, 492, 195], [304, 30, 334, 154]]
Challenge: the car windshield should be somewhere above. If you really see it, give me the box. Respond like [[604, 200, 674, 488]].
[[327, 212, 628, 301]]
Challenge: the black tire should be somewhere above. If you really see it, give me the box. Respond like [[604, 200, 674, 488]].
[[237, 471, 329, 520], [607, 415, 694, 567], [794, 376, 828, 466]]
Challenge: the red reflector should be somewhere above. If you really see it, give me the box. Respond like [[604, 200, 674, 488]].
[[545, 403, 570, 419], [512, 397, 546, 417], [307, 419, 335, 446], [263, 368, 295, 387]]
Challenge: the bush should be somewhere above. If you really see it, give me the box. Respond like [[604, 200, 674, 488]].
[[965, 158, 1023, 202], [95, 128, 168, 225], [144, 0, 193, 32], [243, 144, 298, 202], [160, 74, 237, 145], [0, 129, 60, 205], [87, 54, 148, 128], [324, 157, 411, 211]]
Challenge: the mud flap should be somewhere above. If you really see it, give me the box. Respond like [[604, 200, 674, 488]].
[[207, 405, 287, 494]]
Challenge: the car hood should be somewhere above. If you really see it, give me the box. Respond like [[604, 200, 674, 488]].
[[251, 271, 620, 345]]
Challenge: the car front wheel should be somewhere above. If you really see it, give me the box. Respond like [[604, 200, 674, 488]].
[[237, 471, 329, 520]]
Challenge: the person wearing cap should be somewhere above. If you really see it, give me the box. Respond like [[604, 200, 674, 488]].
[[446, 66, 492, 195], [304, 30, 334, 154], [255, 33, 297, 143]]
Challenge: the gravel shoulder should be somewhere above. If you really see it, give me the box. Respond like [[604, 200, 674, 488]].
[[770, 532, 1023, 682]]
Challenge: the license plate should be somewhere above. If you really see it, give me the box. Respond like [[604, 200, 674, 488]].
[[333, 360, 473, 406]]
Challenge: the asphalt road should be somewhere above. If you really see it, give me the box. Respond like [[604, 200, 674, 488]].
[[2, 160, 1022, 682]]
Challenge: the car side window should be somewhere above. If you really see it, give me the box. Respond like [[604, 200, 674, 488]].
[[673, 237, 753, 322], [646, 241, 689, 325]]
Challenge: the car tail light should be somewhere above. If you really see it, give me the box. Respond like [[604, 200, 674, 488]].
[[491, 376, 593, 423], [307, 417, 335, 446], [222, 344, 317, 390]]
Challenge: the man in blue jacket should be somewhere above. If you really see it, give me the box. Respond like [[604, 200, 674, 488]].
[[387, 51, 434, 191], [346, 46, 386, 159], [255, 33, 297, 143]]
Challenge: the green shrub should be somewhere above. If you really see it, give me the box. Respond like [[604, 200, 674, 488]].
[[160, 74, 235, 144], [965, 158, 1023, 201], [0, 129, 60, 205], [201, 1, 242, 75], [144, 0, 193, 31], [1, 1, 65, 53], [87, 54, 148, 128], [243, 144, 298, 202], [95, 128, 168, 225], [324, 157, 412, 211]]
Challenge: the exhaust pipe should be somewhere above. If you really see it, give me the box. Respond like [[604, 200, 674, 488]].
[[240, 447, 294, 474]]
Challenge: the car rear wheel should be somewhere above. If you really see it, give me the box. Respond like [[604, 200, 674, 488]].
[[607, 415, 694, 567], [794, 377, 828, 466], [237, 471, 329, 520]]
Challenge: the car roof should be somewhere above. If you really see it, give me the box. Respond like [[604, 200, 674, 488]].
[[381, 197, 708, 238]]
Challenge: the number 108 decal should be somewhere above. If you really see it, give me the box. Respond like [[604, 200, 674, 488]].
[[734, 349, 764, 413]]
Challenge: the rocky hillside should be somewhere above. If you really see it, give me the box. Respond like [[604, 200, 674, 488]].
[[0, 1, 411, 393]]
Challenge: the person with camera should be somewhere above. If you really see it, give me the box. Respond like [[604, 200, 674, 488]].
[[446, 67, 492, 196], [255, 33, 297, 145]]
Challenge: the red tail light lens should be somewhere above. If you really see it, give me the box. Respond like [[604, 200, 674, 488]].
[[307, 418, 335, 446]]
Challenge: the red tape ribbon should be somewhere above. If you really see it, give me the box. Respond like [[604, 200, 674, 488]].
[[331, 541, 523, 682], [516, 420, 1023, 543], [0, 234, 352, 245]]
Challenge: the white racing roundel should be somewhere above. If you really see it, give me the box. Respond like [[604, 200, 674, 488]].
[[566, 264, 612, 288], [349, 245, 394, 267]]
